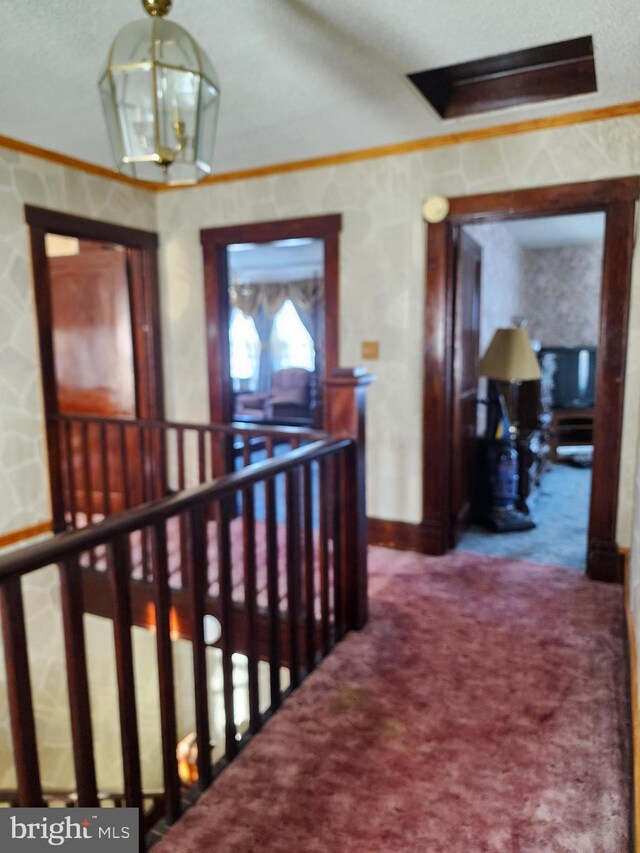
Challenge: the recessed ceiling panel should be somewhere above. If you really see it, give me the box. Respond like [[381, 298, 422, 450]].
[[408, 36, 597, 119]]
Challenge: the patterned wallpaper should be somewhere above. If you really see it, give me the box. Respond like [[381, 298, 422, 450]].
[[464, 222, 524, 355], [0, 148, 155, 536], [522, 244, 603, 347], [156, 114, 640, 544]]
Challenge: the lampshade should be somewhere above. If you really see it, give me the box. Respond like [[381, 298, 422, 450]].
[[478, 327, 541, 382], [99, 0, 220, 185]]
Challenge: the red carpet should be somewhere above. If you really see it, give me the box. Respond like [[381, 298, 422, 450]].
[[156, 548, 630, 852]]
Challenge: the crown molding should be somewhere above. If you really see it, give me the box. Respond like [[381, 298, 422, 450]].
[[2, 100, 640, 194]]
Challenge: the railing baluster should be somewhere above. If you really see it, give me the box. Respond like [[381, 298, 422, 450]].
[[242, 436, 251, 468], [151, 522, 181, 821], [138, 426, 150, 582], [176, 428, 188, 587], [332, 454, 345, 640], [99, 421, 111, 518], [302, 462, 315, 672], [285, 468, 301, 688], [63, 419, 77, 528], [81, 422, 96, 569], [265, 435, 274, 459], [187, 505, 212, 789], [319, 457, 331, 653], [0, 577, 43, 805], [197, 430, 206, 484], [106, 536, 143, 811], [265, 476, 281, 709], [58, 556, 99, 807], [119, 423, 132, 510], [216, 497, 237, 760], [242, 484, 260, 733], [177, 428, 186, 492]]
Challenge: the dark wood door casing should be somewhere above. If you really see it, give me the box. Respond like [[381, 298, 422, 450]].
[[200, 214, 342, 438], [449, 229, 482, 547], [423, 177, 640, 583], [25, 206, 164, 529]]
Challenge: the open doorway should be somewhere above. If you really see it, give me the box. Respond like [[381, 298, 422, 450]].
[[227, 237, 323, 427], [422, 178, 638, 583], [26, 206, 163, 529], [200, 214, 341, 437], [456, 212, 605, 568]]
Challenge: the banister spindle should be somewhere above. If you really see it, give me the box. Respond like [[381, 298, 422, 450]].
[[265, 475, 281, 709], [107, 536, 143, 811], [318, 457, 331, 654], [216, 496, 238, 759], [0, 577, 43, 806], [187, 504, 212, 789], [302, 462, 316, 672], [99, 421, 111, 518], [151, 521, 181, 821], [285, 467, 301, 687], [242, 483, 260, 733], [331, 453, 345, 641], [58, 556, 99, 807]]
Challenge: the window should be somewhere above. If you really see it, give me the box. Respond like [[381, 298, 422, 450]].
[[270, 300, 315, 373], [229, 308, 260, 391]]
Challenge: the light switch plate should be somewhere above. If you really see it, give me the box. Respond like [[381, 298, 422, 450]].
[[361, 340, 380, 360]]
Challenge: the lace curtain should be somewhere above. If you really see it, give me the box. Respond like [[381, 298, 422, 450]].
[[230, 277, 323, 392]]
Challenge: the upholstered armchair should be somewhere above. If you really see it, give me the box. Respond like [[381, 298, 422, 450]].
[[235, 368, 312, 421]]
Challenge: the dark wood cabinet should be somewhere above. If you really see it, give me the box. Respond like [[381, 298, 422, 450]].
[[548, 408, 594, 461]]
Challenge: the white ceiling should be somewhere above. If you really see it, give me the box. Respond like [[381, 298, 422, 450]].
[[228, 238, 323, 283], [1, 0, 639, 176], [494, 213, 606, 247]]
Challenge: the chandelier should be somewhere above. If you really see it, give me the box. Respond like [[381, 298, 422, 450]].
[[99, 0, 221, 185]]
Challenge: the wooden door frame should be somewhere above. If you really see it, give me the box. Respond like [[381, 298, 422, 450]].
[[200, 214, 342, 427], [25, 205, 164, 530], [422, 176, 640, 583]]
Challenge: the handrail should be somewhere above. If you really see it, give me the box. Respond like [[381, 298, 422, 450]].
[[47, 411, 327, 443], [0, 438, 350, 581]]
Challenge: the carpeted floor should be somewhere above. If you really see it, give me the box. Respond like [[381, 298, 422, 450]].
[[156, 546, 629, 853], [459, 462, 592, 569]]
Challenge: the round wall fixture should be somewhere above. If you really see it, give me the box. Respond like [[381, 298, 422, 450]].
[[421, 195, 450, 223]]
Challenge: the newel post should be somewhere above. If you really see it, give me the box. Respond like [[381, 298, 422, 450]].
[[324, 367, 374, 631]]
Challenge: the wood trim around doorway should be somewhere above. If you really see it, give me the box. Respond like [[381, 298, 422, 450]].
[[421, 177, 640, 583], [25, 205, 164, 530], [200, 214, 342, 427]]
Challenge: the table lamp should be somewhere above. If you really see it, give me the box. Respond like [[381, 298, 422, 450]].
[[478, 327, 541, 531]]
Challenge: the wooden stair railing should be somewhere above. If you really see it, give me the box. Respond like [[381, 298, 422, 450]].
[[0, 439, 367, 847], [46, 411, 326, 534]]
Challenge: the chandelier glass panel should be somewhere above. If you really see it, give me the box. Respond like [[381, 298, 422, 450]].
[[99, 4, 220, 185]]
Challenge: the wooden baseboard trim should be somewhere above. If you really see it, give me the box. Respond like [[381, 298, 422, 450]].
[[623, 549, 639, 853], [0, 521, 52, 550], [367, 517, 445, 555]]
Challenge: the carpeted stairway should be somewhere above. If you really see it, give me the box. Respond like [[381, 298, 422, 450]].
[[156, 547, 629, 853]]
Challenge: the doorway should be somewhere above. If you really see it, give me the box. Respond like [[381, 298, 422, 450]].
[[456, 212, 605, 568], [227, 237, 324, 427], [200, 214, 341, 436], [26, 206, 163, 530], [423, 177, 639, 583]]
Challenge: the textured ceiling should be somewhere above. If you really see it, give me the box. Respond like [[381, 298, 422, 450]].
[[482, 213, 606, 248], [1, 0, 638, 175]]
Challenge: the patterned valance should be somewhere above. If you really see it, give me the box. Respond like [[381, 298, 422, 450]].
[[230, 277, 323, 318]]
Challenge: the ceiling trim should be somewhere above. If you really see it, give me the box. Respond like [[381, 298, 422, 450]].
[[2, 100, 640, 195], [0, 133, 154, 191]]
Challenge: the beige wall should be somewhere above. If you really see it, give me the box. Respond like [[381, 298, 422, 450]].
[[2, 118, 639, 542], [0, 148, 155, 537], [156, 114, 640, 543]]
